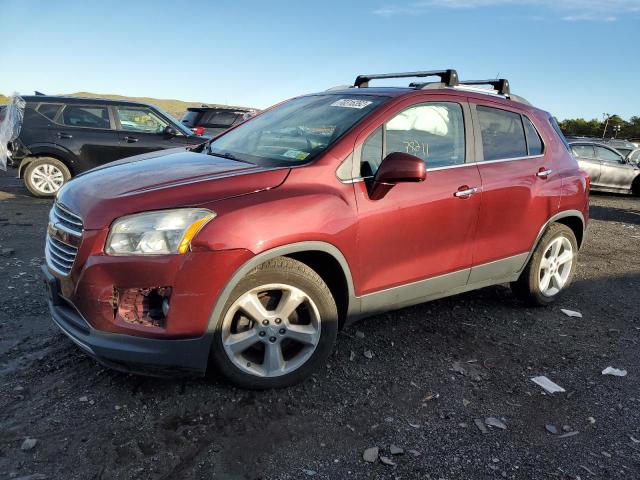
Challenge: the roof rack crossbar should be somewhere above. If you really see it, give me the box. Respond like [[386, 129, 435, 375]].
[[457, 79, 510, 96], [354, 69, 458, 88]]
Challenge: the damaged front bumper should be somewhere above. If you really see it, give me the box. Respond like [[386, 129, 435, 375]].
[[43, 265, 212, 376]]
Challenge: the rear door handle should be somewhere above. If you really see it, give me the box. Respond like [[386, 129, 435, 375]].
[[57, 132, 72, 139], [454, 186, 479, 198], [124, 136, 139, 143], [536, 168, 553, 178]]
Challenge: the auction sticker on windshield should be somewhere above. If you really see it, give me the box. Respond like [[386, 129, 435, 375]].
[[282, 149, 310, 160], [330, 99, 373, 109]]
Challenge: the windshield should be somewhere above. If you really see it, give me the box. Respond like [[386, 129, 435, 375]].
[[209, 94, 388, 167]]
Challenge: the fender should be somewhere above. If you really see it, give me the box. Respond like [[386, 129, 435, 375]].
[[203, 241, 359, 335], [17, 143, 77, 177], [518, 209, 586, 272]]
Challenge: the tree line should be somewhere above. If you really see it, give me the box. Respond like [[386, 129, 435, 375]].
[[559, 115, 640, 141]]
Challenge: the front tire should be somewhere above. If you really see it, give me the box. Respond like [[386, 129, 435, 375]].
[[511, 223, 578, 306], [23, 157, 71, 197], [210, 257, 338, 389]]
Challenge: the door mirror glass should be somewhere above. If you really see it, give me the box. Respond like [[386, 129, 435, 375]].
[[370, 152, 426, 200], [163, 125, 178, 137]]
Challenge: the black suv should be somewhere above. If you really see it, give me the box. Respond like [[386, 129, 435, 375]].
[[10, 96, 207, 197], [180, 106, 256, 137]]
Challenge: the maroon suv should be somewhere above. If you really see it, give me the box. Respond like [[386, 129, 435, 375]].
[[43, 70, 589, 388]]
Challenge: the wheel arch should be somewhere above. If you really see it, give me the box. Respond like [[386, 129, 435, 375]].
[[18, 147, 75, 178], [531, 210, 586, 255], [204, 242, 359, 335]]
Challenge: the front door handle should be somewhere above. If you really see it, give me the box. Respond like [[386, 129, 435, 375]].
[[536, 168, 553, 179], [454, 186, 479, 198], [124, 136, 139, 143], [57, 132, 72, 139]]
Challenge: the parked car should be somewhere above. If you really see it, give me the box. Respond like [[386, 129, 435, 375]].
[[566, 136, 637, 159], [568, 139, 640, 195], [180, 106, 257, 137], [11, 96, 208, 197], [43, 70, 588, 389]]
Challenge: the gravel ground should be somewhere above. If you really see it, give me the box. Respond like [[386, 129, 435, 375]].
[[0, 167, 639, 480]]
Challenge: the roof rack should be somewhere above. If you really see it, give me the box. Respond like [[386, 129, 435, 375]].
[[354, 69, 458, 88], [349, 70, 531, 105], [457, 79, 510, 96]]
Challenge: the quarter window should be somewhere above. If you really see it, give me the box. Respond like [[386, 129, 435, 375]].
[[116, 107, 170, 134], [596, 146, 623, 163], [360, 102, 465, 176], [62, 105, 110, 129], [361, 126, 384, 177], [523, 116, 543, 155], [477, 106, 527, 161], [36, 103, 62, 121], [571, 144, 595, 158]]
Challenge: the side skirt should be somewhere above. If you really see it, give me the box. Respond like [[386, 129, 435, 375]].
[[356, 253, 528, 320]]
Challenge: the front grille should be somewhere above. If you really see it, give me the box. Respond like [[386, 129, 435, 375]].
[[46, 203, 83, 276]]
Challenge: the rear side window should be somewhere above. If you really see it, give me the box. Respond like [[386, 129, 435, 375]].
[[572, 144, 595, 158], [200, 110, 241, 127], [62, 105, 110, 129], [523, 116, 543, 155], [477, 106, 527, 161], [37, 103, 62, 121]]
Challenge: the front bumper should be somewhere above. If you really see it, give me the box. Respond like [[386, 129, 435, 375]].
[[44, 266, 212, 376]]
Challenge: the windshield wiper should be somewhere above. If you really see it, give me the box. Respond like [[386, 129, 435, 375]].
[[209, 150, 255, 165]]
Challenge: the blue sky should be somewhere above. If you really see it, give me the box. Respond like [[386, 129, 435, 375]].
[[0, 0, 638, 120]]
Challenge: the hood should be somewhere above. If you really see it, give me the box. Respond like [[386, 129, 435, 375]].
[[57, 149, 289, 229]]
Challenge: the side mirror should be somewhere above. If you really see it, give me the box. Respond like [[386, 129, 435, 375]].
[[369, 152, 426, 200], [163, 126, 178, 137]]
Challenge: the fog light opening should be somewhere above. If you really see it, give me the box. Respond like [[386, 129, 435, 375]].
[[116, 286, 172, 328]]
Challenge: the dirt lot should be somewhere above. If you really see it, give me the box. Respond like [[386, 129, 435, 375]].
[[0, 167, 639, 480]]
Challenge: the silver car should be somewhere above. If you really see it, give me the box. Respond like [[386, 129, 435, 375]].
[[569, 141, 640, 195]]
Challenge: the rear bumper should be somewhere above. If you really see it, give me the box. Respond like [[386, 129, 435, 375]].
[[43, 266, 212, 376]]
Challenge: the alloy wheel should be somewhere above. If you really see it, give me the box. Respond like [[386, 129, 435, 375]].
[[30, 164, 65, 194], [221, 283, 322, 378], [538, 236, 573, 297]]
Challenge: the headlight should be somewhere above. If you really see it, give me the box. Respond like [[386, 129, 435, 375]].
[[105, 208, 215, 255]]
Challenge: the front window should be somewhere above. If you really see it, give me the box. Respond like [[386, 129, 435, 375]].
[[360, 102, 465, 176], [209, 94, 388, 167], [596, 146, 623, 163], [116, 107, 171, 134]]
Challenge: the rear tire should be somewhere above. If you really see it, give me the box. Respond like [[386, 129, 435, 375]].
[[632, 175, 640, 196], [210, 257, 338, 389], [24, 157, 71, 197], [511, 223, 578, 306]]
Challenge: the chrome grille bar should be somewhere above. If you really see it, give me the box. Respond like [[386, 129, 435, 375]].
[[46, 202, 83, 276], [52, 203, 83, 236]]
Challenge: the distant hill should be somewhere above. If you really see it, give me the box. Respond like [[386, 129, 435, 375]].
[[0, 92, 254, 119]]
